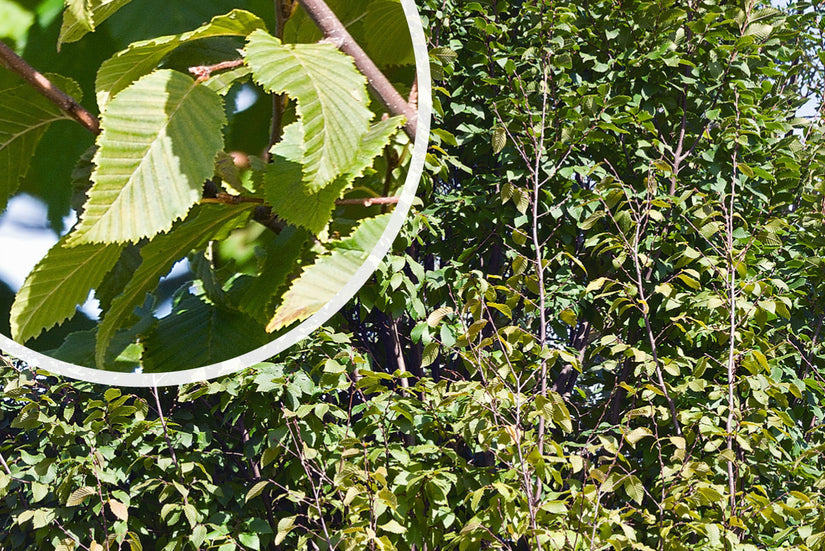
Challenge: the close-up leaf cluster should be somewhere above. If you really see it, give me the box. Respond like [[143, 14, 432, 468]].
[[0, 0, 414, 372]]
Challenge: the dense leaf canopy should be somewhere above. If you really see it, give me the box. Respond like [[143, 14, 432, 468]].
[[3, 0, 825, 550]]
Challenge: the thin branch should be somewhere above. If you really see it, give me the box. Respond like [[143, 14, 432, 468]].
[[203, 192, 400, 208], [336, 196, 399, 207], [152, 386, 190, 508], [188, 59, 245, 81], [288, 420, 336, 549], [296, 0, 418, 141], [0, 40, 100, 135], [89, 449, 110, 551], [201, 193, 265, 205], [0, 452, 12, 477], [725, 89, 743, 520]]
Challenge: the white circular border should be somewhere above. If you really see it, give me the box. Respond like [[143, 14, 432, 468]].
[[0, 1, 431, 387]]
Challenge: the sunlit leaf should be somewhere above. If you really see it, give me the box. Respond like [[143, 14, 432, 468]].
[[244, 29, 373, 192], [69, 69, 226, 245], [95, 9, 264, 109], [265, 116, 405, 234], [10, 237, 123, 344], [267, 214, 391, 331], [58, 0, 134, 48]]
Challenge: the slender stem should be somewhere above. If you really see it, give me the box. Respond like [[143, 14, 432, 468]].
[[288, 420, 336, 549], [152, 386, 190, 507], [0, 40, 100, 134], [336, 196, 399, 207], [188, 59, 245, 80], [296, 0, 417, 141], [0, 452, 11, 477], [726, 90, 742, 520], [632, 202, 682, 438], [89, 449, 110, 550]]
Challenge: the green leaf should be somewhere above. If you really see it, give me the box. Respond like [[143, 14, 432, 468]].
[[32, 508, 55, 530], [244, 29, 373, 191], [536, 392, 573, 433], [66, 486, 96, 507], [427, 307, 453, 328], [245, 480, 269, 503], [64, 0, 93, 36], [379, 519, 407, 534], [10, 237, 123, 343], [624, 475, 644, 505], [275, 516, 296, 546], [625, 426, 653, 445], [95, 204, 253, 369], [183, 503, 198, 528], [69, 69, 226, 245], [191, 525, 207, 548], [0, 1, 35, 49], [492, 125, 506, 154], [237, 226, 310, 323], [58, 0, 134, 48], [429, 46, 457, 65], [95, 9, 265, 109], [266, 213, 391, 331], [0, 77, 80, 212], [266, 116, 405, 234], [238, 532, 260, 550], [141, 293, 269, 372], [421, 342, 438, 367], [362, 0, 415, 67]]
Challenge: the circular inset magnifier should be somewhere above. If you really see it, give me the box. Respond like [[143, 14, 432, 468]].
[[0, 0, 430, 386]]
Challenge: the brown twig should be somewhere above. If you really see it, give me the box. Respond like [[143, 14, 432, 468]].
[[296, 0, 418, 141], [188, 59, 245, 81], [336, 196, 399, 207], [204, 192, 400, 208], [201, 193, 265, 205], [0, 40, 100, 134]]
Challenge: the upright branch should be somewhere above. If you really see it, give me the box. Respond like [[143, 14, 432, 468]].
[[0, 40, 100, 135], [725, 90, 743, 519], [297, 0, 418, 141]]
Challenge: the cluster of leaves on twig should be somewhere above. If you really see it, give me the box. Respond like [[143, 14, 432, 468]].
[[0, 0, 415, 372]]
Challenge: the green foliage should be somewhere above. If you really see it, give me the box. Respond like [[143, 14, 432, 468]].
[[6, 0, 825, 550], [244, 29, 374, 191], [0, 75, 81, 211]]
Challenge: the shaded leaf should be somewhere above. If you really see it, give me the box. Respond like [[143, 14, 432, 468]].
[[95, 204, 252, 369], [141, 293, 269, 372], [492, 125, 506, 154], [245, 480, 269, 503], [0, 76, 80, 212]]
